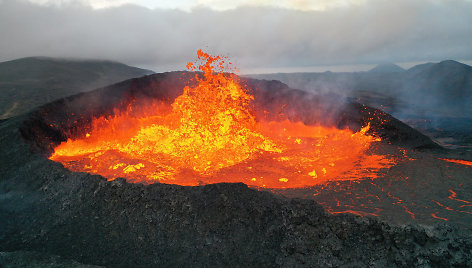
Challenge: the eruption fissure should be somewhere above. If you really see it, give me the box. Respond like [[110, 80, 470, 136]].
[[49, 50, 396, 188], [439, 158, 472, 167]]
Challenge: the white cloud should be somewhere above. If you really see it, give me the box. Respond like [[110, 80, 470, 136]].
[[1, 0, 471, 72], [25, 0, 368, 10]]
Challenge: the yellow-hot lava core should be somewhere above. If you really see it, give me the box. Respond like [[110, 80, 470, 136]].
[[49, 50, 395, 188]]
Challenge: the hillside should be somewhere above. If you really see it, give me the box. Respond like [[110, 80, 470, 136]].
[[0, 57, 154, 119], [402, 60, 472, 116]]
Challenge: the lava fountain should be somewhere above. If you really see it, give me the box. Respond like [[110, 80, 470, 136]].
[[49, 50, 396, 188]]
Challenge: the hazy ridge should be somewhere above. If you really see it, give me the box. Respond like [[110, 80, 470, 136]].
[[0, 57, 154, 119], [248, 60, 472, 122]]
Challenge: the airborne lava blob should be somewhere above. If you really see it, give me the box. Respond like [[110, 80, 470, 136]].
[[50, 50, 396, 188]]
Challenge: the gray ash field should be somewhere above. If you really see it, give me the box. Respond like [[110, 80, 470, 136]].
[[1, 72, 472, 267]]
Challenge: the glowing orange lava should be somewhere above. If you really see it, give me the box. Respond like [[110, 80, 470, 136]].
[[50, 50, 396, 188], [439, 158, 472, 167]]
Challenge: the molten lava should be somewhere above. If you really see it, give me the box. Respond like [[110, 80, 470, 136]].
[[50, 50, 395, 188], [439, 158, 472, 167]]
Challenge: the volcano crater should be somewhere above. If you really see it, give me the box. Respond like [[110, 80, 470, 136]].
[[0, 72, 471, 267]]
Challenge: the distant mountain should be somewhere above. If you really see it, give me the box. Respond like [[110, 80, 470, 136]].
[[0, 57, 154, 119], [405, 62, 435, 75], [406, 60, 472, 78], [368, 63, 405, 73], [247, 60, 472, 119], [402, 60, 472, 117]]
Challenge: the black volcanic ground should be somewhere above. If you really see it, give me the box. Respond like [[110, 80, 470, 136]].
[[1, 70, 472, 267]]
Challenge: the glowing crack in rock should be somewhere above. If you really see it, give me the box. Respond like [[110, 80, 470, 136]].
[[439, 158, 472, 167]]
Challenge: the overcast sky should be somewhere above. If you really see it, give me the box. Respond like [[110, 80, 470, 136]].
[[1, 0, 471, 73]]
